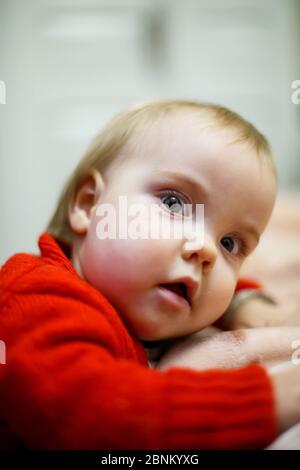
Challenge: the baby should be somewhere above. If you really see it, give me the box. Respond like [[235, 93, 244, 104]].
[[1, 100, 300, 449]]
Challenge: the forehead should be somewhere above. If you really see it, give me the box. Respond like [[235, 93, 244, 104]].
[[127, 112, 262, 181], [120, 112, 276, 232]]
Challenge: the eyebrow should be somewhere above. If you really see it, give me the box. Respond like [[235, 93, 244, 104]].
[[150, 170, 209, 199], [150, 170, 261, 243]]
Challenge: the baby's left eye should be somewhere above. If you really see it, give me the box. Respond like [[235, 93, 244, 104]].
[[221, 236, 242, 256]]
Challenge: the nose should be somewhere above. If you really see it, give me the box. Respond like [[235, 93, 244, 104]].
[[181, 232, 217, 274]]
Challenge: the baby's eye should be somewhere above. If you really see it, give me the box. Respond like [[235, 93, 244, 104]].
[[159, 190, 190, 216], [221, 236, 247, 257]]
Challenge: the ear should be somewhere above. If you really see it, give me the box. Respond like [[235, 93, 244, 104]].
[[69, 169, 105, 235]]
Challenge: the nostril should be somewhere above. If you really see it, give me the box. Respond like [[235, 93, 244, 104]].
[[202, 259, 213, 274]]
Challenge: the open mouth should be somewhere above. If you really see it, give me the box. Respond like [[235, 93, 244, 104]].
[[157, 282, 190, 305]]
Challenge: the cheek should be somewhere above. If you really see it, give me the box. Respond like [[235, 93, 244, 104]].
[[80, 218, 174, 292], [219, 283, 236, 312], [210, 265, 237, 313]]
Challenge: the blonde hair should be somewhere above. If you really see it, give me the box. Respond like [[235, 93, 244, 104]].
[[47, 99, 276, 245]]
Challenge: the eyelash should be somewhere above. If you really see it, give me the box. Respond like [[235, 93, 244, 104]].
[[159, 190, 250, 258]]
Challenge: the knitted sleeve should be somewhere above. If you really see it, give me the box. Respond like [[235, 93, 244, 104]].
[[0, 264, 277, 449]]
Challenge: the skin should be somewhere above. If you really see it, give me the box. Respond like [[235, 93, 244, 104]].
[[156, 326, 300, 372], [69, 112, 276, 341]]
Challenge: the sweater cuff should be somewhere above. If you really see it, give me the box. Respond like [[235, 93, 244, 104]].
[[235, 277, 263, 292], [213, 277, 264, 329], [162, 364, 277, 449]]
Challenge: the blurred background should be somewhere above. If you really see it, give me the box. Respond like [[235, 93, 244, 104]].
[[0, 0, 300, 263]]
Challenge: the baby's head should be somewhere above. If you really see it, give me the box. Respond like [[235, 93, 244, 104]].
[[47, 100, 277, 341]]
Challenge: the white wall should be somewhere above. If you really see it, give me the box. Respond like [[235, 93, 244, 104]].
[[1, 0, 300, 263]]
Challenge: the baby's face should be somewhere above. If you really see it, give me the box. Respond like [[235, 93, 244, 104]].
[[73, 114, 276, 341]]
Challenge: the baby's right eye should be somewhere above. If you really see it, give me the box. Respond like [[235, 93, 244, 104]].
[[159, 190, 191, 216]]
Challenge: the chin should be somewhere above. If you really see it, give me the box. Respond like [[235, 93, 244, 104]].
[[135, 329, 164, 342], [133, 323, 169, 342], [137, 327, 179, 343]]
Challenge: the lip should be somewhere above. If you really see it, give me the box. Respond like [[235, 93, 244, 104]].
[[172, 277, 199, 305], [156, 285, 191, 311]]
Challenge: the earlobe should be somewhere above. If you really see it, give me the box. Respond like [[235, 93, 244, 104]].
[[69, 169, 105, 235], [69, 209, 90, 234]]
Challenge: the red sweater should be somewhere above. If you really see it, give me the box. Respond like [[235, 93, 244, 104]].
[[0, 233, 277, 449]]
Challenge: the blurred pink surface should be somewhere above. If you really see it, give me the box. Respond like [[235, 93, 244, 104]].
[[240, 191, 300, 307]]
